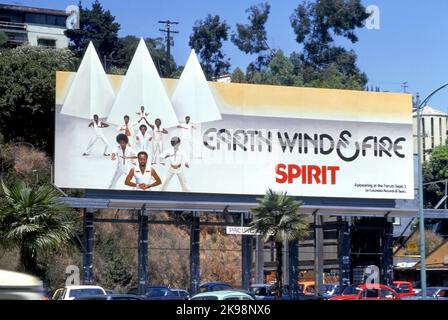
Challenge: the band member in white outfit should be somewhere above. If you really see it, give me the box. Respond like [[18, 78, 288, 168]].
[[109, 134, 137, 189], [177, 116, 196, 158], [135, 124, 153, 154], [125, 151, 161, 191], [83, 114, 110, 156], [117, 115, 138, 147], [148, 118, 168, 165], [160, 136, 190, 192], [136, 106, 149, 124]]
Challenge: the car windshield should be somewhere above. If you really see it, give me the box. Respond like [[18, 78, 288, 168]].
[[147, 288, 175, 297], [342, 285, 362, 295], [69, 288, 104, 298], [418, 288, 439, 296]]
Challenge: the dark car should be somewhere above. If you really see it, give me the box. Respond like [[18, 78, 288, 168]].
[[74, 294, 144, 300], [198, 282, 233, 293], [127, 286, 186, 300]]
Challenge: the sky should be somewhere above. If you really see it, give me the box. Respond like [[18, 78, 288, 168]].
[[3, 0, 448, 111]]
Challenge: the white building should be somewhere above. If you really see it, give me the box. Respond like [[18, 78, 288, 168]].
[[413, 105, 448, 161], [0, 4, 68, 49]]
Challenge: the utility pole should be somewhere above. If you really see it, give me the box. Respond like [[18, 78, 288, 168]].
[[158, 20, 179, 59], [401, 82, 409, 93]]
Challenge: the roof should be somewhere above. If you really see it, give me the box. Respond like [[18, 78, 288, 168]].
[[0, 4, 68, 16], [64, 285, 106, 290], [192, 290, 252, 298], [413, 105, 448, 117]]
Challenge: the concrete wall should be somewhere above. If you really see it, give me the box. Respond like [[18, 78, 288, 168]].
[[26, 24, 68, 48]]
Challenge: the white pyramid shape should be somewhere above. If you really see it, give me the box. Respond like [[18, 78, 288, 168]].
[[171, 49, 222, 123], [107, 38, 179, 127], [61, 42, 115, 119]]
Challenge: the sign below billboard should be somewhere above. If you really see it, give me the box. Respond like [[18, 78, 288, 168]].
[[226, 227, 260, 236]]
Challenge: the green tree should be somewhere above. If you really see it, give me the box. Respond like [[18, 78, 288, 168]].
[[231, 3, 272, 71], [249, 189, 309, 298], [65, 0, 120, 61], [423, 145, 448, 208], [0, 31, 8, 48], [0, 181, 77, 276], [189, 14, 231, 80], [289, 0, 369, 89], [0, 46, 76, 153], [231, 67, 246, 83], [247, 50, 303, 87], [114, 35, 177, 77]]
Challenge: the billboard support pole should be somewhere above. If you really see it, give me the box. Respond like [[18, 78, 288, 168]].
[[314, 213, 324, 295], [137, 207, 149, 295], [288, 240, 299, 296], [82, 208, 94, 285], [338, 217, 351, 286], [255, 236, 264, 283], [189, 212, 200, 295], [241, 234, 252, 290]]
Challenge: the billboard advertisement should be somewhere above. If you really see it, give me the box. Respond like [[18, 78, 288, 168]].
[[55, 40, 414, 199]]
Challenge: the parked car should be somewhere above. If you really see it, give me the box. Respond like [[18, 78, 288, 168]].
[[0, 269, 46, 300], [52, 285, 107, 300], [171, 289, 190, 299], [329, 284, 400, 300], [403, 287, 448, 300], [191, 290, 254, 300], [127, 285, 186, 300], [250, 284, 276, 300], [321, 284, 348, 299], [198, 282, 233, 293], [391, 281, 415, 298], [74, 294, 144, 300]]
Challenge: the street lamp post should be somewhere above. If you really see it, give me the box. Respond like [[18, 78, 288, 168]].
[[415, 83, 448, 298]]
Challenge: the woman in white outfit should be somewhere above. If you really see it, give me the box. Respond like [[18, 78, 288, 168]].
[[109, 134, 137, 189], [160, 136, 190, 192], [83, 114, 110, 156], [148, 118, 168, 165], [125, 151, 161, 191]]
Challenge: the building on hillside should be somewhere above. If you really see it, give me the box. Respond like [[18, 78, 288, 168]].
[[413, 105, 448, 161], [0, 3, 68, 48], [395, 240, 448, 287]]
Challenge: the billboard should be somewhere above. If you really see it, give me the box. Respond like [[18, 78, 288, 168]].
[[55, 40, 414, 199]]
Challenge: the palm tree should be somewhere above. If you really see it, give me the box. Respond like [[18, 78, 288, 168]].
[[249, 189, 309, 299], [0, 180, 76, 276]]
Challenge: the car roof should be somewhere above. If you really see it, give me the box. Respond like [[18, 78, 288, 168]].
[[199, 282, 230, 286], [64, 285, 105, 290], [193, 290, 252, 298]]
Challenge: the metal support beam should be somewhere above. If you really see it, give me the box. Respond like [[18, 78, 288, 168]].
[[241, 235, 252, 290], [255, 236, 264, 283], [314, 214, 324, 295], [288, 240, 299, 296], [189, 212, 200, 295], [338, 217, 351, 286], [381, 220, 394, 285], [137, 208, 149, 294], [82, 208, 94, 285]]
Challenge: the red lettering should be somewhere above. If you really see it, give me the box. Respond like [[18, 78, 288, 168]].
[[288, 164, 301, 184], [275, 164, 287, 183], [275, 164, 340, 185]]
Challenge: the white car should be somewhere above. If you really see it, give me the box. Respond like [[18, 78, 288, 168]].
[[191, 290, 254, 300], [52, 285, 107, 300], [0, 269, 46, 300]]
